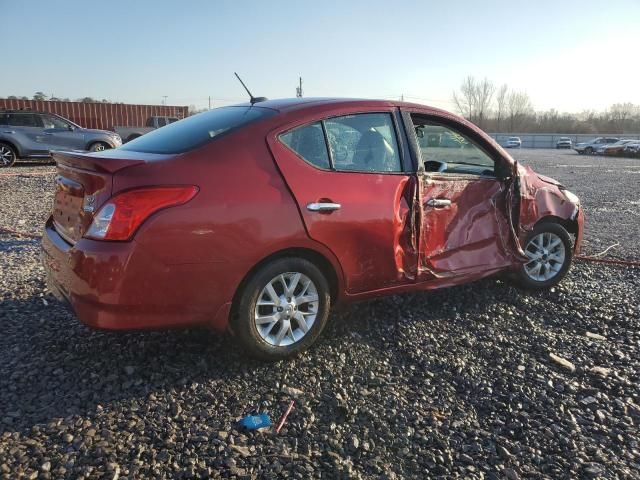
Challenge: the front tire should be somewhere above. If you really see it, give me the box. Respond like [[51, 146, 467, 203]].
[[515, 222, 573, 289], [88, 141, 110, 152], [0, 143, 17, 167], [231, 257, 331, 360], [584, 147, 593, 155]]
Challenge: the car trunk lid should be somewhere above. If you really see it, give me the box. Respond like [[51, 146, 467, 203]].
[[51, 151, 149, 244]]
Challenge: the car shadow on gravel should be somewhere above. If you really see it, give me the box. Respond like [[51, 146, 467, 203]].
[[1, 276, 515, 434], [0, 296, 271, 435]]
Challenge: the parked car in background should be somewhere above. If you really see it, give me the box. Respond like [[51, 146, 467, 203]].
[[623, 141, 640, 156], [114, 116, 180, 143], [505, 136, 521, 148], [0, 110, 121, 167], [599, 139, 636, 156], [556, 137, 572, 149], [42, 98, 584, 359], [574, 137, 619, 154]]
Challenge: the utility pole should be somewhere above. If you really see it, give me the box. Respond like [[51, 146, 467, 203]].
[[162, 96, 168, 105], [208, 96, 211, 109], [296, 77, 303, 98]]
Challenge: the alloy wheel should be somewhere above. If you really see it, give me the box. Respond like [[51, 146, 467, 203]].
[[254, 272, 319, 347], [0, 146, 15, 166], [524, 232, 566, 282]]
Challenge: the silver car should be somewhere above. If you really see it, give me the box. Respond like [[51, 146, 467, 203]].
[[0, 110, 121, 167], [505, 136, 521, 148]]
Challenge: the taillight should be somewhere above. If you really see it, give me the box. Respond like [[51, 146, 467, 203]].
[[85, 186, 198, 241]]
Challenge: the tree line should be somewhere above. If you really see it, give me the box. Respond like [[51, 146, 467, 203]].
[[5, 92, 112, 103], [452, 76, 640, 134]]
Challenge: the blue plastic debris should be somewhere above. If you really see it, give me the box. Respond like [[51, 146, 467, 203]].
[[239, 413, 272, 430]]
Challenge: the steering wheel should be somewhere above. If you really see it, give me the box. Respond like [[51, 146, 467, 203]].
[[424, 160, 447, 173]]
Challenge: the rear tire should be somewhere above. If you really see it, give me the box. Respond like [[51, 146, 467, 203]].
[[88, 142, 110, 152], [514, 222, 573, 289], [0, 143, 17, 167], [584, 146, 593, 155], [231, 257, 331, 360]]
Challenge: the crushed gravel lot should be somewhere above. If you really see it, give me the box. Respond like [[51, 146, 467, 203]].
[[1, 150, 639, 479]]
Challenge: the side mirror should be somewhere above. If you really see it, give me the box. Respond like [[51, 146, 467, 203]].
[[68, 125, 75, 131]]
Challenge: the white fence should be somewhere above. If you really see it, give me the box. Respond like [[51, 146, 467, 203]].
[[489, 133, 640, 149]]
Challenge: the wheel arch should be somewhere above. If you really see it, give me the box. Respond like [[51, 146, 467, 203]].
[[230, 247, 342, 319], [533, 214, 578, 235], [0, 139, 22, 158]]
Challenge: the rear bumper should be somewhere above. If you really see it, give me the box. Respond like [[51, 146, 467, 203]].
[[41, 218, 229, 331]]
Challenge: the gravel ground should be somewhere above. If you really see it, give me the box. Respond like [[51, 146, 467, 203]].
[[0, 151, 639, 479]]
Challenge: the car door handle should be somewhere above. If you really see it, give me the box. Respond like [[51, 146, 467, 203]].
[[3, 130, 15, 134], [307, 202, 341, 212], [426, 198, 452, 207]]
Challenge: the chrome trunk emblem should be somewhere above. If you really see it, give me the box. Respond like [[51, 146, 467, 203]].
[[82, 195, 96, 213]]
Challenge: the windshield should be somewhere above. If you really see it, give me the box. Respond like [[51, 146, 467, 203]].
[[120, 106, 276, 154]]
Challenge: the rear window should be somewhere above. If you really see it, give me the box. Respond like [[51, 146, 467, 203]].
[[120, 106, 276, 154]]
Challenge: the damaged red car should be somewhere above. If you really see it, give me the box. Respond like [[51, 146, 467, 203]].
[[42, 98, 584, 359]]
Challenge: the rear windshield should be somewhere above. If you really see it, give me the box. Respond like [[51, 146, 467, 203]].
[[120, 106, 276, 154]]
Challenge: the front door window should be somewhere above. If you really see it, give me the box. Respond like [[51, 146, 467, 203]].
[[416, 121, 495, 176]]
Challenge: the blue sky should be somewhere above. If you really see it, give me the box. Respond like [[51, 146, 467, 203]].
[[3, 0, 639, 112]]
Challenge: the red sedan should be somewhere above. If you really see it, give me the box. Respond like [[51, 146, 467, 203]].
[[42, 98, 584, 359]]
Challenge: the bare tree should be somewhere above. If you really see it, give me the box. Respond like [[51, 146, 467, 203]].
[[452, 76, 495, 129], [452, 76, 477, 121], [475, 78, 495, 129], [33, 91, 47, 101], [609, 103, 638, 133], [495, 84, 508, 131], [507, 91, 532, 131]]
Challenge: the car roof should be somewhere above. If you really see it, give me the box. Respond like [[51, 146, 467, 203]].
[[231, 97, 450, 115], [0, 109, 50, 115]]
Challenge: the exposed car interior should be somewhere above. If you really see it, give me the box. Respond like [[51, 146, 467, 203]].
[[411, 116, 496, 177]]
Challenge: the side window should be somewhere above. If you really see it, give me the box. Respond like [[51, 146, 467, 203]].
[[42, 115, 70, 129], [280, 122, 331, 169], [7, 113, 40, 127], [412, 116, 495, 176], [156, 117, 167, 128], [325, 113, 402, 172]]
